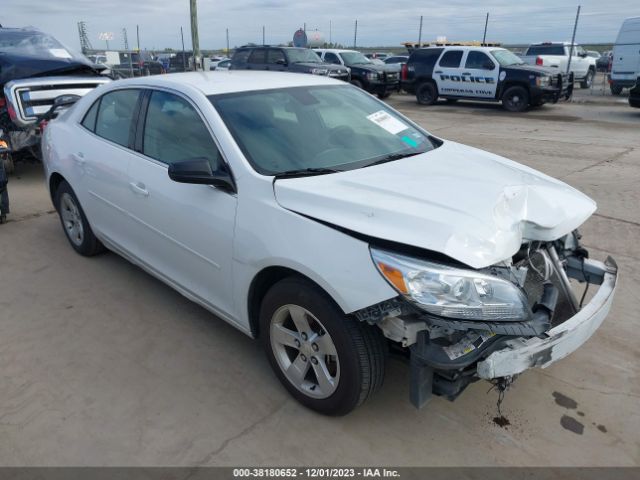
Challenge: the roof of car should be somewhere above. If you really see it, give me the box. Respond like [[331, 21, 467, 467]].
[[107, 70, 340, 96], [314, 49, 359, 54], [417, 46, 505, 53]]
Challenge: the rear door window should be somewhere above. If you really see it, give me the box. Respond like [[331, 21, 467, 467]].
[[248, 48, 267, 64], [94, 89, 141, 148], [438, 50, 463, 68], [267, 49, 286, 65], [81, 99, 100, 132]]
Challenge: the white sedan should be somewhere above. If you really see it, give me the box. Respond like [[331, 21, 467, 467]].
[[42, 71, 617, 415]]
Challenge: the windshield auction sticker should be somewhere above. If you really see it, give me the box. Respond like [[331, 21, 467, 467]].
[[367, 110, 408, 135]]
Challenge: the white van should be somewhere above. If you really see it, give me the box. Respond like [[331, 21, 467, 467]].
[[610, 16, 640, 94]]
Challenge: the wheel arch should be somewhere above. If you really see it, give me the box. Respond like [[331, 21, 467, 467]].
[[497, 80, 530, 99], [49, 172, 66, 204], [247, 265, 340, 339]]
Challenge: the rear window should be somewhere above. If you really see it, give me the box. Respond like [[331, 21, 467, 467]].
[[526, 45, 566, 56], [438, 50, 463, 68], [232, 49, 251, 63]]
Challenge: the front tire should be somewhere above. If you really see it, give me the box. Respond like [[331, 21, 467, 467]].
[[54, 181, 104, 256], [260, 277, 386, 416], [502, 85, 529, 112]]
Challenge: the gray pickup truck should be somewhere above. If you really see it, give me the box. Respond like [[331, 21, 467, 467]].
[[521, 42, 597, 89]]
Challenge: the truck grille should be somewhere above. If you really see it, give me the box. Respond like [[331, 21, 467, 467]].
[[385, 72, 399, 82], [4, 76, 111, 127]]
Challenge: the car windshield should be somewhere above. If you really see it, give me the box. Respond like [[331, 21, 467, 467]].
[[0, 29, 88, 63], [491, 49, 525, 67], [210, 85, 435, 175], [340, 51, 371, 65], [286, 49, 322, 64]]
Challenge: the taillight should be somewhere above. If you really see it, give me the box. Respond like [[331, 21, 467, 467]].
[[536, 56, 543, 66], [401, 63, 408, 80], [0, 97, 5, 109], [39, 120, 49, 133]]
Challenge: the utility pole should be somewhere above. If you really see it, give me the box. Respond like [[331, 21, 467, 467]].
[[418, 15, 423, 46], [566, 5, 581, 76], [353, 19, 358, 48], [262, 25, 265, 45], [189, 0, 201, 71], [482, 12, 489, 45], [180, 26, 186, 72], [329, 20, 332, 45], [226, 28, 229, 53], [304, 23, 306, 33], [136, 24, 140, 51]]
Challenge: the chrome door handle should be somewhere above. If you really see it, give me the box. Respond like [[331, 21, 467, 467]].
[[129, 182, 149, 197]]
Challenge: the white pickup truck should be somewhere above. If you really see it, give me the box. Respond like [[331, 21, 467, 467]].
[[521, 42, 597, 89]]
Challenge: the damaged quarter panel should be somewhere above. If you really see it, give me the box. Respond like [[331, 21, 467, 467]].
[[273, 141, 596, 269]]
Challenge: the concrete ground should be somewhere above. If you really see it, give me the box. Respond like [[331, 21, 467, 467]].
[[0, 89, 639, 467]]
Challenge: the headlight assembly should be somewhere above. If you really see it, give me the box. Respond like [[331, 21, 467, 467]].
[[371, 248, 530, 322], [367, 71, 380, 81], [536, 75, 552, 87]]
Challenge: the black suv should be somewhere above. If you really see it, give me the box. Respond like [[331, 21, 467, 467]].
[[630, 77, 640, 109], [315, 49, 399, 98], [230, 46, 350, 82]]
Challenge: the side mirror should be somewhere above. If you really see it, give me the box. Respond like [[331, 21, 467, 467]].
[[275, 58, 287, 65], [168, 158, 235, 192], [42, 94, 81, 121]]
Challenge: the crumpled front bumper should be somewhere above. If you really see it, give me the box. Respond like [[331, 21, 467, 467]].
[[477, 256, 617, 379]]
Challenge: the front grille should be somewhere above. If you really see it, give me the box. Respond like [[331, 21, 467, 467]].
[[5, 76, 111, 127]]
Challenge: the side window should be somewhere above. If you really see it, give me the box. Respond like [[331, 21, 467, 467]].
[[324, 52, 340, 64], [267, 49, 286, 64], [248, 48, 267, 64], [94, 89, 140, 147], [81, 98, 100, 132], [439, 50, 463, 68], [232, 49, 250, 63], [142, 90, 222, 170], [465, 51, 494, 70], [411, 48, 443, 68]]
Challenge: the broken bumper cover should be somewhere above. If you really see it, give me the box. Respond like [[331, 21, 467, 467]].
[[477, 256, 618, 379]]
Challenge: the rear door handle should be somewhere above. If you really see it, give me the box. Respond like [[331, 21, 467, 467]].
[[72, 152, 85, 165], [129, 181, 149, 197]]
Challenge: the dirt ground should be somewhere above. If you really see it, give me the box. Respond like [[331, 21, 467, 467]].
[[0, 81, 639, 466]]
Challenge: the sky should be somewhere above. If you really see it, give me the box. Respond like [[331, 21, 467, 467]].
[[2, 0, 638, 52]]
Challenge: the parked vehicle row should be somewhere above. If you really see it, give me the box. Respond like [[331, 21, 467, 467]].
[[609, 16, 640, 95], [401, 46, 571, 112], [41, 71, 618, 415]]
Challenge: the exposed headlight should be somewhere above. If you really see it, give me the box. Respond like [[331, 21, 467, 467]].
[[536, 75, 552, 87], [371, 248, 530, 322], [311, 68, 329, 75], [367, 71, 380, 81]]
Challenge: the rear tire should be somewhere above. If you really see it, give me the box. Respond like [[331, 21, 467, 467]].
[[54, 181, 105, 256], [2, 154, 14, 175], [610, 84, 623, 95], [260, 276, 386, 416], [416, 81, 438, 105], [580, 69, 594, 89], [502, 85, 529, 112]]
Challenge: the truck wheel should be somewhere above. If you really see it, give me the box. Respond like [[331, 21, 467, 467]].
[[54, 181, 105, 256], [2, 154, 14, 175], [610, 84, 623, 95], [350, 79, 364, 89], [502, 86, 529, 112], [580, 69, 594, 89], [416, 82, 438, 105], [260, 276, 386, 416]]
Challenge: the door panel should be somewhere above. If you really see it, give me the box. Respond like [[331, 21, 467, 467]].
[[461, 51, 499, 98], [74, 89, 141, 249], [433, 50, 465, 96], [124, 90, 237, 316]]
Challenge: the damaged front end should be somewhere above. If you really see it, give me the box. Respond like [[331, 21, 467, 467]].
[[357, 232, 618, 409]]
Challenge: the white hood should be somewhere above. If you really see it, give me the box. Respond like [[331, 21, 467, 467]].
[[273, 141, 596, 269]]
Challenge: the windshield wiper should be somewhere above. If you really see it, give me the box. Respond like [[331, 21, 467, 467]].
[[364, 151, 422, 168], [273, 167, 342, 179]]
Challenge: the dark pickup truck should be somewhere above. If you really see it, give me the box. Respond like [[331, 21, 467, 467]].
[[230, 46, 350, 82], [315, 49, 399, 98]]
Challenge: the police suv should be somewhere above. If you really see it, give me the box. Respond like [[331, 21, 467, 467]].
[[401, 46, 571, 112]]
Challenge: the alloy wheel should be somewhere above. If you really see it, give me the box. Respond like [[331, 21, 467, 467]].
[[270, 304, 340, 399], [60, 192, 84, 247]]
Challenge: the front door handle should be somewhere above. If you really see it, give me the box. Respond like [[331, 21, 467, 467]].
[[129, 181, 149, 197]]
